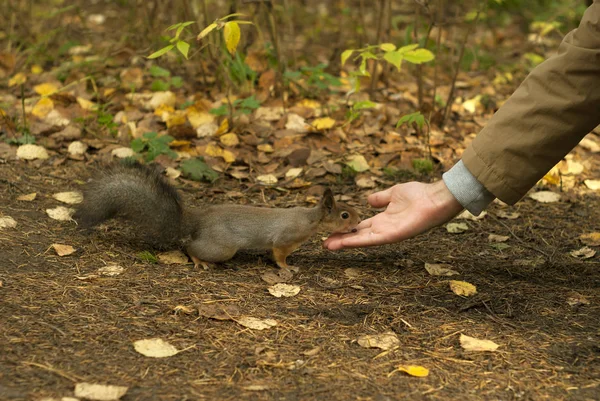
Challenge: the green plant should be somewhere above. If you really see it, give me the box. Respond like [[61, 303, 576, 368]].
[[130, 132, 177, 161], [148, 65, 183, 91], [147, 21, 196, 60], [383, 167, 416, 181], [180, 157, 219, 183], [345, 100, 377, 126], [341, 43, 434, 94], [137, 251, 158, 264], [412, 158, 434, 175], [95, 106, 118, 137], [210, 95, 260, 118], [396, 111, 426, 130], [284, 63, 342, 96]]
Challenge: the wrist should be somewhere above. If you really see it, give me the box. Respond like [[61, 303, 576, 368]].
[[426, 180, 464, 218]]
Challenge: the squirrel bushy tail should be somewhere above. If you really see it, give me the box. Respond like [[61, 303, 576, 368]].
[[74, 162, 189, 248]]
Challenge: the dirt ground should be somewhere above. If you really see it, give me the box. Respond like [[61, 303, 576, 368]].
[[0, 160, 599, 401]]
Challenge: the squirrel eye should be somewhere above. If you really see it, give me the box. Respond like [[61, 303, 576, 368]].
[[341, 211, 350, 219]]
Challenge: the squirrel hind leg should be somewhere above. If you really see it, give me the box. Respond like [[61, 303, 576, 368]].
[[273, 244, 301, 272]]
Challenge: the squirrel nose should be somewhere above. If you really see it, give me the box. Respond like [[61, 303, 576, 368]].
[[351, 228, 358, 233]]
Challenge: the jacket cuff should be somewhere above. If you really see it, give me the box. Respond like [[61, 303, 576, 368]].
[[442, 160, 496, 215]]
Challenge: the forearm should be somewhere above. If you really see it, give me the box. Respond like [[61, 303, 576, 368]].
[[442, 160, 495, 215], [462, 2, 600, 204]]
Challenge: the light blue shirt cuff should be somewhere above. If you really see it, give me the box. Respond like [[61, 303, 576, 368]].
[[442, 160, 496, 216]]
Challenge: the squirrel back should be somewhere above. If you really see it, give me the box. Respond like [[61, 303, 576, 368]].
[[74, 162, 187, 248]]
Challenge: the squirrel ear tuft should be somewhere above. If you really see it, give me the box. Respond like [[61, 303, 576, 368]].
[[321, 188, 335, 212]]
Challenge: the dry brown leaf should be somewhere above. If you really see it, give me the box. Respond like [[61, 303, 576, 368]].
[[111, 147, 135, 158], [52, 243, 76, 256], [529, 191, 560, 203], [46, 206, 75, 221], [357, 332, 399, 350], [449, 280, 477, 297], [133, 338, 179, 358], [0, 216, 17, 229], [68, 141, 88, 156], [198, 303, 241, 320], [220, 133, 239, 147], [74, 383, 128, 401], [570, 246, 596, 259], [424, 263, 459, 277], [157, 250, 189, 265], [268, 283, 301, 298], [17, 193, 37, 201], [456, 210, 487, 221], [345, 154, 370, 172], [495, 210, 520, 220], [446, 222, 469, 233], [97, 264, 124, 276], [261, 269, 293, 285], [579, 232, 600, 246], [236, 316, 278, 330], [257, 174, 278, 185], [488, 234, 509, 243], [584, 179, 600, 190], [459, 334, 499, 352], [17, 144, 49, 160], [53, 191, 83, 205]]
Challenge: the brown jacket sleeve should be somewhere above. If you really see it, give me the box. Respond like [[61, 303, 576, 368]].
[[462, 1, 600, 205]]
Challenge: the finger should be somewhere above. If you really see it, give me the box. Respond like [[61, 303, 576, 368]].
[[368, 187, 393, 208], [325, 228, 388, 250], [355, 217, 373, 230]]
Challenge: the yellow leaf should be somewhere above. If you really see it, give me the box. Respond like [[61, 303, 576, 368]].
[[257, 144, 273, 153], [154, 104, 176, 118], [187, 110, 214, 129], [223, 21, 241, 54], [197, 22, 218, 40], [295, 99, 321, 109], [220, 133, 239, 147], [215, 118, 229, 136], [380, 43, 396, 52], [579, 232, 600, 247], [205, 143, 223, 158], [31, 97, 54, 118], [449, 280, 477, 297], [31, 64, 43, 74], [311, 117, 336, 131], [222, 149, 236, 163], [397, 365, 429, 377], [34, 82, 59, 96], [8, 72, 27, 87], [166, 110, 187, 128], [104, 88, 116, 97], [76, 97, 96, 111]]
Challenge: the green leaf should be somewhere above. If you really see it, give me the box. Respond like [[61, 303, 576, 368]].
[[383, 50, 404, 71], [352, 100, 377, 110], [403, 48, 435, 64], [143, 132, 158, 139], [150, 79, 171, 92], [396, 112, 425, 129], [379, 43, 396, 52], [170, 76, 183, 88], [130, 138, 145, 153], [397, 44, 419, 54], [137, 251, 158, 264], [147, 45, 174, 59], [209, 105, 229, 116], [181, 157, 219, 183], [149, 65, 171, 77], [238, 95, 261, 110], [174, 21, 195, 38], [176, 40, 190, 59], [341, 49, 354, 66]]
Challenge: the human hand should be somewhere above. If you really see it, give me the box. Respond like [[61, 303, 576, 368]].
[[323, 180, 464, 250]]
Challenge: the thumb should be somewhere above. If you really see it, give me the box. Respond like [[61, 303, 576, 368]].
[[368, 187, 394, 208]]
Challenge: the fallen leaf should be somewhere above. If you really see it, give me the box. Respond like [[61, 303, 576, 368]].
[[449, 280, 477, 297], [133, 338, 179, 358], [52, 244, 76, 256], [257, 174, 278, 185], [456, 210, 487, 221], [97, 264, 124, 276], [268, 283, 301, 298], [147, 91, 176, 110], [584, 179, 600, 190], [396, 365, 429, 377], [346, 154, 370, 172], [311, 117, 336, 131], [74, 383, 128, 401], [302, 346, 321, 356], [173, 305, 196, 314], [196, 122, 219, 137], [355, 176, 376, 188], [157, 250, 189, 265], [68, 141, 88, 156], [17, 144, 49, 160], [8, 72, 27, 87], [261, 269, 293, 284], [344, 268, 363, 279], [46, 206, 75, 221], [0, 216, 17, 229], [570, 246, 596, 259], [566, 292, 590, 307], [236, 316, 278, 330], [77, 97, 96, 111], [34, 82, 59, 96], [495, 210, 520, 220], [198, 304, 241, 320], [165, 167, 182, 179], [188, 110, 215, 129], [446, 222, 469, 233], [285, 113, 309, 133], [424, 263, 459, 277], [488, 234, 509, 243], [357, 332, 399, 350], [285, 167, 303, 179], [111, 147, 135, 158], [53, 191, 83, 204], [255, 107, 284, 121], [31, 97, 54, 118], [243, 384, 270, 391], [529, 191, 560, 203], [220, 133, 239, 147], [257, 143, 274, 153], [579, 232, 600, 247], [460, 334, 499, 352], [17, 193, 37, 201]]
